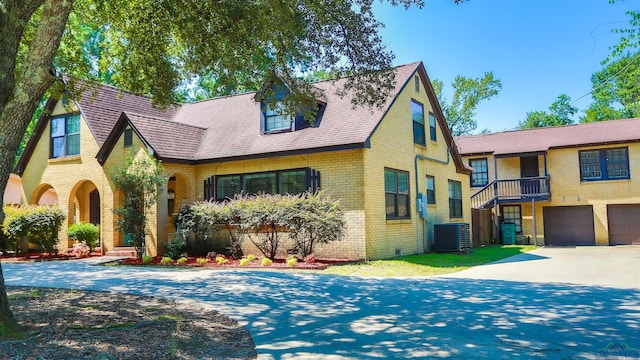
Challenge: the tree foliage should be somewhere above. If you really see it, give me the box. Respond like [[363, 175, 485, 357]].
[[581, 52, 640, 122], [432, 72, 502, 136], [520, 94, 577, 129], [111, 154, 166, 258]]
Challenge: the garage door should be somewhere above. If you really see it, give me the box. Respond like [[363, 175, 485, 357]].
[[543, 206, 595, 246], [607, 204, 640, 245]]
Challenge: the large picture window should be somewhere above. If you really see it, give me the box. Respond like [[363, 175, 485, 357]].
[[209, 168, 319, 201], [385, 168, 410, 219], [448, 180, 463, 218], [469, 158, 489, 187], [579, 147, 629, 181], [412, 100, 425, 146], [51, 114, 80, 158]]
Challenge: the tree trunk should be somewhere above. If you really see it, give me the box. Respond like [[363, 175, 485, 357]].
[[0, 263, 22, 337], [0, 0, 73, 338]]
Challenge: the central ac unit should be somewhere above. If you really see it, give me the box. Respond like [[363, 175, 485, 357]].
[[433, 223, 471, 252]]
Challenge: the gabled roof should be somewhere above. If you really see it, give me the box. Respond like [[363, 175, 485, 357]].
[[456, 118, 640, 156], [18, 61, 470, 175], [75, 82, 179, 146], [96, 112, 206, 164]]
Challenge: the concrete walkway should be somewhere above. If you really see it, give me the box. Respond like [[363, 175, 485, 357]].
[[2, 249, 640, 359]]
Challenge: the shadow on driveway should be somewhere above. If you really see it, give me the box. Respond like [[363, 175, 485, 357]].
[[486, 252, 548, 265], [3, 261, 639, 359]]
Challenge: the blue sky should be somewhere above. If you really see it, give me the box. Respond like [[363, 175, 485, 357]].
[[373, 0, 638, 133]]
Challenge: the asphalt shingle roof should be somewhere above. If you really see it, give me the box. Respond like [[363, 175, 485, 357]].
[[76, 84, 178, 146], [456, 118, 640, 156], [125, 113, 206, 160], [80, 62, 421, 162]]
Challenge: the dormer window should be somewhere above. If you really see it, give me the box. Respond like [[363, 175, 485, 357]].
[[264, 102, 292, 132]]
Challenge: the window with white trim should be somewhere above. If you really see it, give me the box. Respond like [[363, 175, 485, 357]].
[[579, 147, 629, 181], [51, 114, 80, 158]]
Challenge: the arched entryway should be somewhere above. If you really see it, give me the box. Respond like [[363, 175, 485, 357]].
[[68, 180, 101, 249], [166, 173, 189, 238], [30, 183, 59, 205]]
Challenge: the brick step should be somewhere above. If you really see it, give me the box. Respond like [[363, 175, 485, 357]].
[[104, 247, 137, 258]]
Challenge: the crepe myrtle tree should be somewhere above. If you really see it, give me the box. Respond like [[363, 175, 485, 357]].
[[0, 0, 465, 340], [111, 154, 166, 259]]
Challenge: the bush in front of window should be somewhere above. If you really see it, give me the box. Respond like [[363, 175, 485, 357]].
[[287, 190, 346, 258], [174, 191, 346, 260]]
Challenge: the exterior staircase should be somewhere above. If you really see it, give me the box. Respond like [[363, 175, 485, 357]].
[[471, 176, 551, 209], [104, 247, 137, 257]]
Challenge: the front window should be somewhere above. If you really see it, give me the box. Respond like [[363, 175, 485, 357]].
[[385, 168, 410, 219], [429, 112, 437, 141], [448, 180, 463, 218], [502, 205, 522, 234], [426, 175, 436, 204], [51, 114, 80, 158], [264, 102, 292, 132], [412, 100, 425, 145], [579, 147, 629, 181], [211, 168, 318, 201], [469, 158, 489, 187]]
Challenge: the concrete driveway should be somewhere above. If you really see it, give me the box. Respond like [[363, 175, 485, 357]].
[[446, 246, 640, 289], [2, 248, 640, 359]]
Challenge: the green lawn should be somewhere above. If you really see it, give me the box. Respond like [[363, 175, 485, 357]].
[[321, 245, 536, 277]]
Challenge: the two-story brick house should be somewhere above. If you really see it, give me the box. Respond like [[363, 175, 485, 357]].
[[456, 119, 640, 247], [16, 61, 471, 259]]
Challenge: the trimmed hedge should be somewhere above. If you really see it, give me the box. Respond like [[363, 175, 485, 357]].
[[177, 191, 345, 259], [68, 222, 100, 252], [2, 205, 66, 253]]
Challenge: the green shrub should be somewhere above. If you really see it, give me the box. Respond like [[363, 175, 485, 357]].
[[176, 257, 188, 264], [286, 256, 298, 267], [164, 237, 185, 260], [288, 191, 346, 258], [68, 222, 100, 252], [239, 258, 250, 266], [247, 254, 256, 262], [196, 257, 207, 266], [142, 255, 153, 264], [261, 258, 273, 267], [215, 256, 228, 265], [3, 205, 66, 253], [160, 257, 174, 265]]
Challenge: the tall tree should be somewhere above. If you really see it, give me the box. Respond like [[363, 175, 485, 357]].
[[581, 52, 640, 122], [0, 0, 464, 337], [520, 94, 577, 129], [581, 10, 640, 122], [432, 72, 502, 136]]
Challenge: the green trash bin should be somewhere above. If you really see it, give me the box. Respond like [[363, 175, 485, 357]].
[[501, 223, 516, 245]]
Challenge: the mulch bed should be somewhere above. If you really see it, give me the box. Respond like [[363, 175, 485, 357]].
[[2, 286, 257, 359], [119, 256, 355, 270]]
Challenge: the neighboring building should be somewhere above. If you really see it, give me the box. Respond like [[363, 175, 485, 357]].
[[456, 118, 640, 246], [3, 174, 25, 205], [16, 61, 471, 259]]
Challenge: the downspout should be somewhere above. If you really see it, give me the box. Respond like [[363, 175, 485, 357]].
[[414, 148, 451, 253]]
